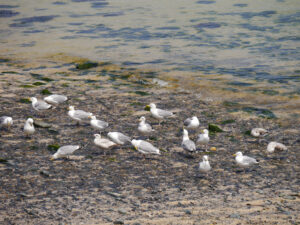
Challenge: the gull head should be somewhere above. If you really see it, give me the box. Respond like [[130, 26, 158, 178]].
[[30, 97, 37, 103], [192, 116, 198, 120], [203, 155, 209, 161], [68, 106, 75, 111], [89, 115, 96, 120], [27, 118, 34, 125], [183, 129, 188, 136], [149, 103, 156, 109], [50, 153, 58, 161], [139, 116, 146, 122], [203, 129, 209, 134], [233, 151, 243, 157], [6, 117, 13, 126], [94, 133, 101, 139], [131, 139, 140, 149]]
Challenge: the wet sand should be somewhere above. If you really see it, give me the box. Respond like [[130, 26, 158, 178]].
[[0, 58, 299, 224]]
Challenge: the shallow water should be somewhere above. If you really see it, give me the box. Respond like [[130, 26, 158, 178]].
[[0, 0, 299, 118]]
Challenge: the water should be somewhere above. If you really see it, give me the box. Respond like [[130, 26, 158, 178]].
[[0, 0, 300, 118]]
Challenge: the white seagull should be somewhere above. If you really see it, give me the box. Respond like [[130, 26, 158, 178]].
[[108, 132, 131, 145], [51, 145, 80, 160], [131, 139, 160, 155], [199, 155, 211, 173], [138, 116, 154, 134], [30, 97, 52, 111], [44, 94, 68, 105], [197, 129, 210, 151], [234, 151, 258, 167], [148, 103, 174, 125], [68, 106, 93, 124], [24, 118, 35, 136], [184, 116, 200, 129], [251, 128, 268, 137], [0, 116, 13, 129], [267, 142, 287, 153], [89, 115, 109, 132], [181, 129, 196, 152], [94, 134, 116, 149]]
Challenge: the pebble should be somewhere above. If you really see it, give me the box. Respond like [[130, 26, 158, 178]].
[[113, 220, 124, 225]]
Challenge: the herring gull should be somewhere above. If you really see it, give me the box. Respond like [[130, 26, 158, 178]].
[[181, 129, 196, 152], [267, 142, 287, 153], [138, 116, 154, 134], [44, 94, 68, 105], [51, 145, 80, 160], [131, 139, 160, 155], [234, 151, 258, 167], [184, 116, 199, 129], [108, 132, 131, 145]]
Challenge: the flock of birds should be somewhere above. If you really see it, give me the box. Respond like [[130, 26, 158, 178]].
[[0, 94, 289, 174]]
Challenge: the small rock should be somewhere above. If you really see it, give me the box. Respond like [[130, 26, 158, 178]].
[[118, 208, 127, 215], [230, 213, 240, 219], [40, 170, 50, 177], [113, 220, 124, 225], [34, 120, 52, 128], [185, 209, 192, 215]]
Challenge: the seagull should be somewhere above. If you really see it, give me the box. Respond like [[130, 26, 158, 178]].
[[0, 116, 13, 129], [251, 128, 268, 137], [108, 132, 131, 145], [181, 129, 196, 152], [44, 94, 68, 105], [68, 106, 93, 125], [199, 155, 211, 173], [89, 115, 109, 132], [267, 142, 287, 153], [184, 116, 199, 129], [197, 129, 210, 151], [138, 116, 154, 134], [24, 118, 35, 136], [234, 151, 258, 167], [94, 134, 116, 150], [51, 145, 80, 160], [131, 139, 160, 155], [30, 97, 52, 111], [148, 103, 174, 125]]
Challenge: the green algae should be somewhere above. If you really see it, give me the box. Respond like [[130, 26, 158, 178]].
[[76, 61, 98, 70]]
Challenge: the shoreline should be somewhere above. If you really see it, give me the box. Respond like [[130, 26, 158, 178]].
[[0, 55, 299, 224]]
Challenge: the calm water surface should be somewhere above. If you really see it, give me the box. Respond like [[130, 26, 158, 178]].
[[0, 0, 299, 103]]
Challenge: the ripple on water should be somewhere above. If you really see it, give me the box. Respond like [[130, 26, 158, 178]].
[[9, 15, 58, 27], [0, 10, 19, 17]]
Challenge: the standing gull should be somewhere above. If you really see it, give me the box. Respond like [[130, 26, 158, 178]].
[[108, 132, 131, 145], [199, 155, 211, 173], [267, 142, 287, 153], [89, 116, 109, 133], [24, 118, 35, 136], [94, 134, 116, 150], [251, 128, 268, 137], [131, 139, 160, 155], [68, 106, 93, 125], [197, 129, 210, 151], [51, 145, 80, 160], [0, 116, 13, 130], [138, 116, 154, 134], [184, 116, 199, 129], [181, 129, 196, 153], [234, 151, 258, 167], [44, 94, 68, 105], [30, 97, 52, 111], [148, 103, 174, 125]]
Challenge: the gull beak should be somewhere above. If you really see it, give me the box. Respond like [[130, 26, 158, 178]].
[[233, 153, 236, 157], [88, 115, 92, 119], [50, 156, 55, 161]]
